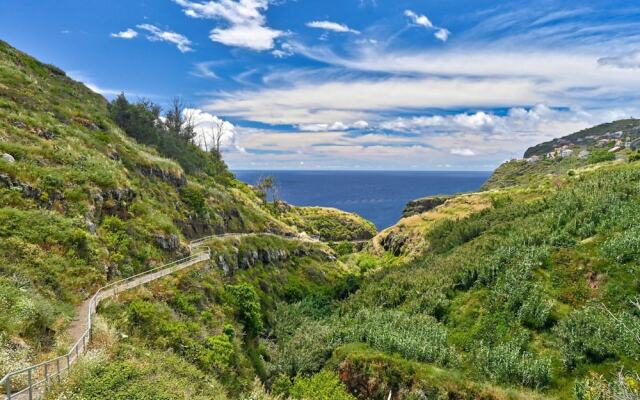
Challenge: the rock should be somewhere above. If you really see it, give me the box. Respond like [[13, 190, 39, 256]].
[[380, 231, 407, 256], [402, 195, 451, 218], [99, 188, 136, 219], [1, 153, 15, 163], [154, 234, 180, 252], [39, 130, 56, 140], [72, 116, 99, 131], [139, 166, 187, 187]]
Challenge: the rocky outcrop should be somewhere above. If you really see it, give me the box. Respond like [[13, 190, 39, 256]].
[[154, 234, 180, 252], [214, 245, 334, 275], [379, 231, 408, 256], [402, 195, 451, 218], [177, 208, 244, 239], [93, 188, 136, 220], [139, 166, 187, 187], [0, 173, 64, 207]]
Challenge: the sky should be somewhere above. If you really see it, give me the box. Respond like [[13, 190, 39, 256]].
[[1, 0, 640, 171]]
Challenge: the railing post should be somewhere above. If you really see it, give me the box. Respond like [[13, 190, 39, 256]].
[[45, 363, 49, 389], [56, 359, 61, 382], [6, 375, 11, 399], [28, 368, 32, 400], [66, 354, 70, 371]]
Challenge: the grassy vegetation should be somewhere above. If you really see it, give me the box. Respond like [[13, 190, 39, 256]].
[[263, 161, 640, 399], [278, 205, 377, 242], [3, 39, 640, 400], [0, 38, 290, 378]]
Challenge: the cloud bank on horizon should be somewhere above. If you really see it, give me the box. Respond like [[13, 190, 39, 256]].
[[2, 0, 640, 170]]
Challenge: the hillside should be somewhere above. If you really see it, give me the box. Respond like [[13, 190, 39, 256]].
[[483, 119, 640, 190], [0, 40, 374, 399], [2, 40, 640, 400]]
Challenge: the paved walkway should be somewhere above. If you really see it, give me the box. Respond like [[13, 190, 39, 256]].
[[2, 232, 326, 400]]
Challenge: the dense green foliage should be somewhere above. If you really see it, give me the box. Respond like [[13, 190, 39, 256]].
[[279, 205, 377, 241], [0, 39, 294, 380], [109, 94, 231, 178], [3, 39, 640, 400]]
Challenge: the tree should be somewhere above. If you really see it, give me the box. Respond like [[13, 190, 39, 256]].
[[164, 97, 196, 142], [256, 175, 278, 203], [226, 284, 263, 337], [200, 120, 227, 154]]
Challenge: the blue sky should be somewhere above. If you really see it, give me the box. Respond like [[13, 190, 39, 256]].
[[1, 0, 640, 170]]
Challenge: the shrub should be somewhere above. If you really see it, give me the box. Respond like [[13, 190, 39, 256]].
[[554, 304, 622, 369], [587, 149, 615, 164], [476, 341, 552, 389], [338, 308, 455, 366], [289, 370, 356, 400], [600, 226, 640, 263], [227, 284, 263, 337]]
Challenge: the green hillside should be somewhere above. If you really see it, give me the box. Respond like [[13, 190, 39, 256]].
[[1, 41, 639, 400], [483, 119, 640, 190], [0, 39, 372, 399]]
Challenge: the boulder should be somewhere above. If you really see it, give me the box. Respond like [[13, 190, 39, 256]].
[[154, 234, 180, 252], [1, 153, 15, 163]]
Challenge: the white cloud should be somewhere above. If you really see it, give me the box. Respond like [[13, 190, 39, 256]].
[[204, 76, 539, 125], [174, 0, 283, 51], [272, 42, 294, 58], [404, 10, 433, 28], [450, 148, 476, 156], [210, 24, 283, 51], [299, 120, 369, 131], [598, 51, 640, 69], [434, 28, 450, 42], [110, 28, 138, 39], [192, 61, 219, 79], [137, 24, 193, 52], [306, 20, 359, 34], [184, 108, 238, 150], [404, 9, 451, 42]]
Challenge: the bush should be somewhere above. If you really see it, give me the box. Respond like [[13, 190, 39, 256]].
[[227, 284, 263, 337], [476, 341, 552, 389], [289, 370, 356, 400], [587, 149, 615, 164], [600, 226, 640, 263], [554, 304, 622, 369], [338, 308, 455, 366]]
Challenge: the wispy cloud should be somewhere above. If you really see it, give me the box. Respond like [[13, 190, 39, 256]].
[[404, 10, 433, 28], [173, 0, 283, 50], [404, 9, 450, 41], [110, 28, 138, 39], [137, 24, 193, 52], [306, 20, 360, 34], [192, 61, 219, 78]]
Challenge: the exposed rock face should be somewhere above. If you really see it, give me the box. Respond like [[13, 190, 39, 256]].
[[214, 246, 333, 275], [379, 231, 408, 256], [402, 195, 450, 218], [177, 208, 245, 239], [139, 166, 187, 187], [94, 188, 136, 220], [154, 234, 180, 252]]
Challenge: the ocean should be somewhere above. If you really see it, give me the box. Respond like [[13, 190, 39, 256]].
[[233, 170, 492, 230]]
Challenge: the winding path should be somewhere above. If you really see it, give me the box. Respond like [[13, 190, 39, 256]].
[[1, 232, 322, 400]]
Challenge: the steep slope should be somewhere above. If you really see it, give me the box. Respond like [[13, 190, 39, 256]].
[[483, 119, 640, 190], [270, 123, 640, 399], [0, 40, 371, 397]]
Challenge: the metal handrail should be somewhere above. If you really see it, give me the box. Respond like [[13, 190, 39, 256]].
[[1, 231, 320, 399], [0, 241, 212, 400]]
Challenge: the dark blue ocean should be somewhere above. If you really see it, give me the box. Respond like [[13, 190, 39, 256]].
[[233, 170, 491, 230]]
